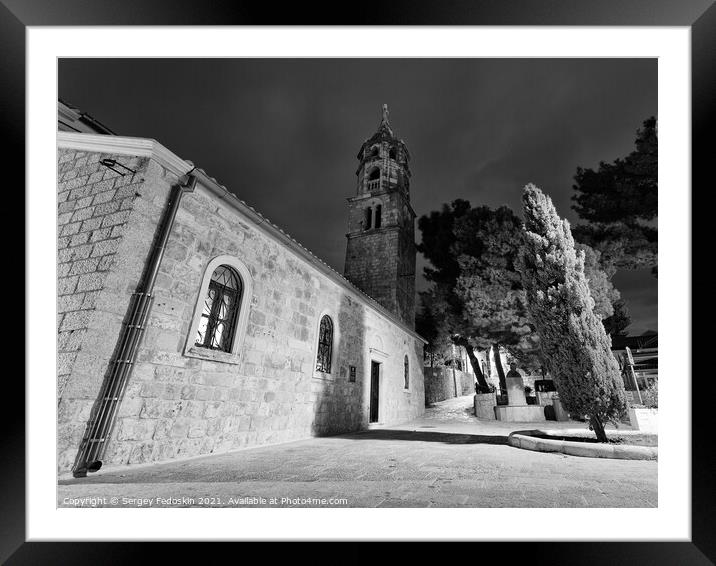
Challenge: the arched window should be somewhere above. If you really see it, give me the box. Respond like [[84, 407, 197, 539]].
[[364, 207, 372, 230], [366, 167, 380, 191], [315, 315, 334, 373], [368, 146, 379, 159], [404, 355, 410, 389], [374, 204, 382, 229], [389, 147, 397, 160], [195, 265, 243, 352]]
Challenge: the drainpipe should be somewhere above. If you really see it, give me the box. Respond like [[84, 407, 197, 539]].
[[71, 172, 197, 477]]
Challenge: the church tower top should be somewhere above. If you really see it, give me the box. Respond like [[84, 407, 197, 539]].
[[355, 104, 411, 196], [344, 105, 417, 328]]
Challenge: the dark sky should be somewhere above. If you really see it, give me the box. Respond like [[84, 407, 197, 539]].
[[59, 58, 657, 334]]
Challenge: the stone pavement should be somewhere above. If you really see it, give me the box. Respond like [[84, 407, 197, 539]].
[[58, 395, 657, 508]]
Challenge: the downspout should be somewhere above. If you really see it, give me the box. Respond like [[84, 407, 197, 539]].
[[71, 172, 197, 477]]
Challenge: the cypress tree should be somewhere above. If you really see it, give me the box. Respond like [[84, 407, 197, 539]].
[[518, 184, 627, 442]]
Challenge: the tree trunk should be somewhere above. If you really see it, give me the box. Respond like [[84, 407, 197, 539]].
[[462, 342, 489, 392], [590, 414, 608, 443], [493, 343, 507, 394]]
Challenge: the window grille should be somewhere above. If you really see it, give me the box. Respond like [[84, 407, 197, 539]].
[[316, 315, 334, 373], [195, 265, 243, 352]]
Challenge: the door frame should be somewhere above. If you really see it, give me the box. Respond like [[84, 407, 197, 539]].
[[367, 344, 389, 425], [369, 359, 381, 423]]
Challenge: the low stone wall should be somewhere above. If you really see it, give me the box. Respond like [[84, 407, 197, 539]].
[[474, 392, 496, 420], [509, 430, 657, 460], [424, 367, 475, 405], [628, 408, 658, 432], [495, 405, 545, 423]]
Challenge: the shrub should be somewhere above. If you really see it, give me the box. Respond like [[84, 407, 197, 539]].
[[517, 184, 628, 442], [639, 381, 658, 409]]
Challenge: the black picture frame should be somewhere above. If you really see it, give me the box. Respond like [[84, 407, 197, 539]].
[[6, 0, 713, 562]]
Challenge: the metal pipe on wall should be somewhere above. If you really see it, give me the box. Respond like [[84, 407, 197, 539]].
[[71, 173, 197, 478]]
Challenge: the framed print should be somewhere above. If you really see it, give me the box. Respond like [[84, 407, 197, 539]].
[[6, 0, 714, 562]]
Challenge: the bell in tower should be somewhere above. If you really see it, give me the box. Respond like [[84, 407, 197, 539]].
[[344, 104, 417, 328]]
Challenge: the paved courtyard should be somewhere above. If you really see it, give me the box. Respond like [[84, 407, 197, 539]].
[[58, 395, 657, 508]]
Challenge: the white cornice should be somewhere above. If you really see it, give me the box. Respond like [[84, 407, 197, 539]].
[[57, 132, 193, 177]]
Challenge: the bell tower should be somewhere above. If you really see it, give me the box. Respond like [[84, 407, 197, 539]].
[[344, 104, 416, 328]]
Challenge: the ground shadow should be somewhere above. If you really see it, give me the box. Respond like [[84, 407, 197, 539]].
[[58, 429, 510, 486], [343, 428, 509, 445]]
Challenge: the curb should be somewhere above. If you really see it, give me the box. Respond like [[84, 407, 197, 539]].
[[508, 429, 657, 460]]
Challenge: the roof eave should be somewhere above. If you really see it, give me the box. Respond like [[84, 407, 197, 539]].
[[56, 131, 427, 345]]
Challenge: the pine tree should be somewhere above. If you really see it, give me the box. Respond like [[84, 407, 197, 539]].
[[518, 184, 627, 442], [572, 117, 657, 273], [417, 201, 532, 392]]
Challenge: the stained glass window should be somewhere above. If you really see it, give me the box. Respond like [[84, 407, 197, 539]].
[[315, 315, 333, 373], [195, 265, 242, 352]]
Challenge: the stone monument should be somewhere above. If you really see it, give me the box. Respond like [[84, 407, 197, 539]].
[[495, 363, 546, 422], [506, 368, 527, 406]]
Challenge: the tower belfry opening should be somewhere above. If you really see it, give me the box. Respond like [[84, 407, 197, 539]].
[[344, 105, 417, 328]]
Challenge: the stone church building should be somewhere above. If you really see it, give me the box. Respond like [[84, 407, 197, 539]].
[[57, 103, 426, 476]]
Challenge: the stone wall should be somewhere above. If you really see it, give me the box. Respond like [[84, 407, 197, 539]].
[[57, 150, 147, 397], [57, 149, 166, 471], [57, 146, 425, 474], [344, 187, 415, 328], [424, 367, 474, 405], [344, 228, 399, 315], [396, 218, 416, 328]]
